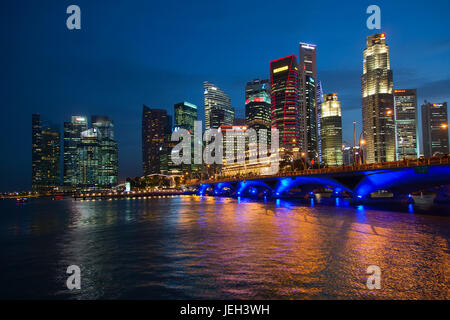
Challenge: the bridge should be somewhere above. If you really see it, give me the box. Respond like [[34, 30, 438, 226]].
[[186, 156, 450, 203]]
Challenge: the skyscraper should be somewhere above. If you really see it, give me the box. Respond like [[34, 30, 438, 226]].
[[270, 55, 300, 152], [361, 33, 395, 163], [174, 102, 198, 131], [245, 79, 271, 137], [320, 94, 343, 167], [32, 114, 60, 192], [421, 102, 449, 157], [76, 128, 101, 190], [299, 43, 319, 159], [394, 89, 418, 160], [316, 81, 324, 162], [92, 116, 118, 188], [204, 81, 234, 130], [173, 102, 198, 174], [142, 106, 171, 175], [63, 116, 88, 187]]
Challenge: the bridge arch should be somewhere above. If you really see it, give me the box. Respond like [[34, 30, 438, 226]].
[[274, 176, 351, 196], [354, 166, 450, 197], [236, 180, 273, 197]]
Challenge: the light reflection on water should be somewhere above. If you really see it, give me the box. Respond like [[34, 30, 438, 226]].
[[0, 195, 449, 300]]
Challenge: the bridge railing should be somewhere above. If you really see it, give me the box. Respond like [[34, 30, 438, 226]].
[[186, 155, 450, 186]]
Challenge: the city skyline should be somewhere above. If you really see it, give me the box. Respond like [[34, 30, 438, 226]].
[[2, 0, 450, 191]]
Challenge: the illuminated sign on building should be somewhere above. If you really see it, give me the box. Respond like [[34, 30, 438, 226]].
[[273, 66, 289, 73]]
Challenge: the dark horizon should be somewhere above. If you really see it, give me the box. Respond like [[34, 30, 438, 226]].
[[1, 0, 450, 192]]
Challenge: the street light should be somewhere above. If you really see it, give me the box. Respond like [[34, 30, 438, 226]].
[[441, 123, 448, 129]]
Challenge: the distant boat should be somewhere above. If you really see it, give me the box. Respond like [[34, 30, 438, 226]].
[[16, 198, 28, 204]]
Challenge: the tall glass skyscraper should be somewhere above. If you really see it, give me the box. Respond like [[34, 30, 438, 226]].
[[142, 106, 171, 175], [316, 81, 324, 162], [32, 114, 60, 192], [204, 81, 234, 130], [320, 94, 343, 167], [394, 89, 418, 160], [63, 116, 88, 187], [72, 116, 118, 190], [361, 33, 395, 163], [173, 102, 198, 174], [299, 43, 319, 160], [76, 128, 101, 190], [245, 79, 271, 140], [92, 116, 118, 188], [270, 55, 300, 152], [174, 102, 197, 131], [421, 102, 449, 157]]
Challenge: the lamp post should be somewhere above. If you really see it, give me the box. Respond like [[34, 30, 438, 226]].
[[359, 131, 366, 165]]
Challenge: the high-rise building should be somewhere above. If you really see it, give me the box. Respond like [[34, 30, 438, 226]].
[[361, 33, 395, 163], [421, 102, 449, 157], [204, 81, 234, 130], [270, 55, 300, 152], [92, 116, 118, 188], [72, 116, 118, 190], [320, 94, 343, 167], [173, 102, 198, 174], [316, 81, 324, 162], [394, 89, 418, 160], [32, 114, 60, 192], [142, 106, 171, 175], [75, 128, 101, 190], [299, 43, 319, 159], [245, 79, 271, 138], [63, 116, 88, 187], [174, 102, 197, 131]]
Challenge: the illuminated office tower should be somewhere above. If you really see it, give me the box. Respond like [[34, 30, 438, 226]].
[[174, 102, 197, 131], [299, 43, 318, 159], [75, 128, 101, 190], [32, 114, 61, 192], [245, 79, 271, 145], [394, 89, 418, 160], [173, 102, 198, 174], [92, 116, 118, 188], [270, 55, 300, 152], [204, 81, 234, 130], [142, 106, 171, 175], [421, 102, 448, 157], [320, 94, 343, 167], [316, 81, 324, 162], [361, 33, 395, 163], [63, 116, 88, 187]]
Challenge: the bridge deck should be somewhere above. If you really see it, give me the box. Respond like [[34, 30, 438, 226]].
[[186, 156, 450, 186]]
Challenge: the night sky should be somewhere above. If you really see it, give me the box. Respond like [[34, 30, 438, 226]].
[[1, 0, 450, 191]]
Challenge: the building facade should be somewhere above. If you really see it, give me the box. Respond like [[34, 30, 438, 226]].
[[320, 94, 343, 167], [142, 106, 171, 175], [270, 55, 300, 152], [92, 116, 118, 188], [245, 79, 271, 145], [173, 102, 198, 174], [299, 43, 319, 160], [174, 102, 197, 131], [63, 116, 88, 187], [204, 81, 234, 130], [421, 102, 449, 157], [361, 33, 395, 163], [32, 114, 61, 192], [394, 89, 418, 160]]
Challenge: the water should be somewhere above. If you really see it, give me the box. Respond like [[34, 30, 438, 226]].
[[0, 196, 449, 299]]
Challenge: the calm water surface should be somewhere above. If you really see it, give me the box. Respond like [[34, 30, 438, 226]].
[[0, 196, 449, 299]]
